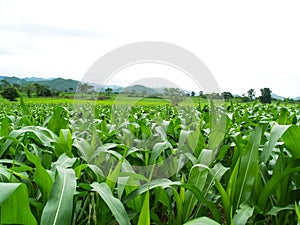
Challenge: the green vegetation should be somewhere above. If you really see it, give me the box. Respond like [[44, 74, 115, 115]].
[[260, 87, 272, 104], [1, 86, 19, 101], [0, 98, 300, 224], [163, 88, 186, 106]]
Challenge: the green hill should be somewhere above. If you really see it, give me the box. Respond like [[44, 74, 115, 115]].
[[0, 76, 79, 92], [32, 78, 79, 92], [121, 84, 163, 95], [0, 76, 27, 86]]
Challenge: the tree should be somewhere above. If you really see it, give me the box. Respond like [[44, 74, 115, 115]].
[[1, 87, 19, 101], [191, 91, 195, 97], [1, 80, 10, 89], [259, 87, 272, 103], [241, 94, 250, 102], [22, 84, 34, 97], [207, 92, 222, 99], [164, 88, 185, 106], [105, 88, 112, 97], [199, 91, 205, 98], [33, 83, 52, 97], [77, 83, 94, 94], [222, 91, 233, 101], [247, 88, 256, 100]]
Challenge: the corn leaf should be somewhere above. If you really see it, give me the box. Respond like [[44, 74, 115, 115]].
[[260, 123, 290, 163], [234, 126, 262, 210], [25, 148, 53, 204], [137, 191, 150, 225], [258, 160, 300, 210], [0, 183, 37, 225], [91, 182, 131, 225], [282, 125, 300, 158], [232, 202, 254, 225], [46, 106, 69, 135], [183, 217, 221, 225], [183, 149, 212, 220], [40, 167, 76, 225]]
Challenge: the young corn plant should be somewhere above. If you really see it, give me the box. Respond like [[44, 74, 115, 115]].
[[1, 100, 300, 224]]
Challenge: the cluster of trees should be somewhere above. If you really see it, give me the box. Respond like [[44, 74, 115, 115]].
[[232, 88, 272, 103], [0, 80, 116, 101], [0, 80, 59, 101], [164, 87, 273, 106], [191, 88, 272, 104], [0, 81, 19, 101], [164, 88, 186, 106], [76, 83, 113, 99]]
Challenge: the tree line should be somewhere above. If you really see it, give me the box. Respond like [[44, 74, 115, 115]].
[[0, 80, 59, 101], [0, 81, 116, 101], [164, 87, 273, 106], [0, 79, 281, 105], [204, 88, 273, 104]]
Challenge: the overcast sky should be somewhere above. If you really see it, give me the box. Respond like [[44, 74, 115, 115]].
[[0, 0, 299, 97]]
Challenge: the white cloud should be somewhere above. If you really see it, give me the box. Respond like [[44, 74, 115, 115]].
[[0, 0, 300, 97]]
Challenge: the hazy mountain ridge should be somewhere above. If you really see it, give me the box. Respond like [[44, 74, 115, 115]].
[[0, 76, 27, 86], [24, 77, 54, 82], [0, 76, 79, 92], [0, 76, 299, 99], [271, 94, 286, 101], [121, 85, 163, 95]]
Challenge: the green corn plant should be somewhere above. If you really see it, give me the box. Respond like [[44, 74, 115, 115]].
[[1, 99, 300, 224]]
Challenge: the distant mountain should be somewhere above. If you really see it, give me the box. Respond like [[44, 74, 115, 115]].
[[121, 85, 163, 95], [0, 76, 27, 86], [24, 77, 54, 82], [0, 76, 127, 93], [91, 83, 124, 93], [294, 96, 300, 101], [34, 78, 79, 91], [271, 94, 286, 101], [0, 76, 79, 92]]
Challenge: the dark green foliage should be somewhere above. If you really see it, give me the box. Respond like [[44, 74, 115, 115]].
[[105, 87, 112, 97], [247, 88, 256, 100], [1, 86, 19, 101], [34, 83, 53, 97], [260, 87, 272, 103], [222, 91, 233, 101]]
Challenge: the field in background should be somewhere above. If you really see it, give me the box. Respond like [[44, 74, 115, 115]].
[[0, 94, 209, 106]]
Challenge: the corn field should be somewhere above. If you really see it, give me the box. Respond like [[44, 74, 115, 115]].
[[1, 99, 300, 224]]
